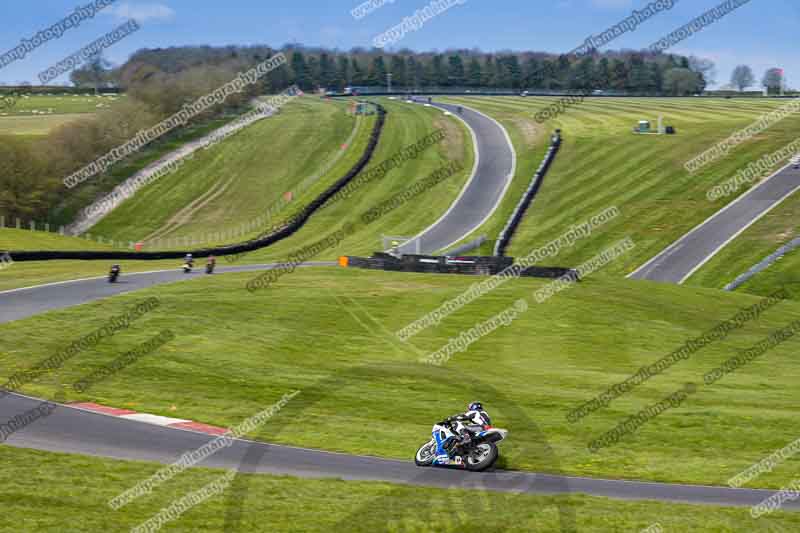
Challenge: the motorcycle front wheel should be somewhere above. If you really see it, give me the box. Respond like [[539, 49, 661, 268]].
[[465, 442, 498, 472], [414, 441, 437, 467]]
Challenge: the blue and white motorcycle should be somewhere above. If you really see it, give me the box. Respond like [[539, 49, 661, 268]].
[[414, 413, 508, 472]]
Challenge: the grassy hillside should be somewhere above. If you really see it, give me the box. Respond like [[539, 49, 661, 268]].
[[1, 445, 796, 532], [89, 97, 368, 246], [239, 97, 474, 263], [88, 96, 474, 259], [3, 267, 799, 489], [56, 115, 237, 228], [440, 96, 800, 274], [0, 95, 472, 289]]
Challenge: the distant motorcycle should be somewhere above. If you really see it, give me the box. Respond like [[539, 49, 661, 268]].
[[205, 258, 216, 274], [108, 264, 121, 283], [414, 416, 507, 472], [183, 263, 193, 274]]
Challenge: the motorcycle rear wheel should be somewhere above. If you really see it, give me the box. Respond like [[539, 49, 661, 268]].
[[465, 442, 498, 472], [414, 441, 437, 466]]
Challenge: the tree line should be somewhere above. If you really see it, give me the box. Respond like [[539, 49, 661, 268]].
[[90, 45, 706, 95], [2, 44, 706, 225]]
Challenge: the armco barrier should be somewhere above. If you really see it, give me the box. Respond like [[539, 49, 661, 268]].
[[494, 130, 562, 257], [10, 103, 386, 262], [343, 253, 577, 280], [725, 236, 800, 291], [443, 235, 487, 257]]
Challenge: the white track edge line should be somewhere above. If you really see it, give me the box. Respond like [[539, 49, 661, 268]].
[[628, 161, 796, 279], [678, 180, 800, 284]]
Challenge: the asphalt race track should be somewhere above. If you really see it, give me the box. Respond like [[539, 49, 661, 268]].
[[0, 262, 336, 324], [2, 266, 798, 510], [630, 162, 800, 283], [2, 390, 798, 510], [397, 100, 515, 255]]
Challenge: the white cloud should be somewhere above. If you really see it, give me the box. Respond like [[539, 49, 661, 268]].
[[104, 2, 175, 23]]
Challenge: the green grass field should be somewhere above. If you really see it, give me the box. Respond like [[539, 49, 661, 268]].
[[439, 96, 800, 275], [0, 94, 121, 135], [0, 228, 116, 252], [3, 446, 795, 532], [0, 93, 121, 116], [2, 267, 799, 489], [88, 97, 369, 245]]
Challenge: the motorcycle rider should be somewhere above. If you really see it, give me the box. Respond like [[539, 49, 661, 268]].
[[206, 255, 216, 273], [435, 402, 491, 463], [108, 264, 121, 282], [184, 253, 194, 268]]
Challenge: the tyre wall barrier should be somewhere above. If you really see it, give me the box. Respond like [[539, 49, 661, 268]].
[[343, 253, 577, 280], [10, 103, 387, 262], [494, 130, 562, 257]]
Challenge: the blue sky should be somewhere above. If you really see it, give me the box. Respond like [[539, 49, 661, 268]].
[[1, 0, 796, 88]]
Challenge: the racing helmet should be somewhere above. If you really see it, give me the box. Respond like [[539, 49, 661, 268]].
[[468, 401, 490, 425]]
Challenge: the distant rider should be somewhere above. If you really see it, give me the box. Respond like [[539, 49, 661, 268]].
[[109, 264, 121, 282], [435, 402, 491, 462], [184, 253, 194, 267]]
